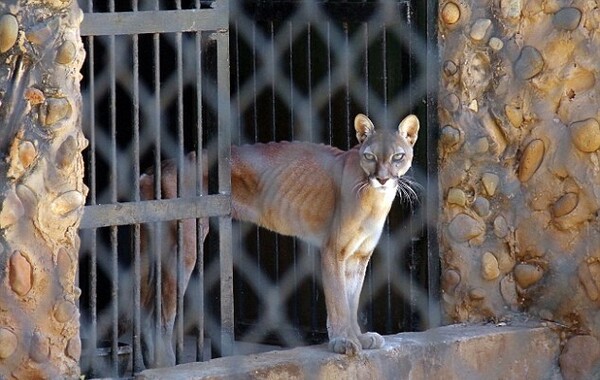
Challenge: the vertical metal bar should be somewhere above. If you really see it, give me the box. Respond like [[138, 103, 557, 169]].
[[288, 21, 294, 141], [362, 21, 374, 330], [195, 0, 206, 362], [381, 22, 394, 333], [85, 0, 98, 372], [425, 0, 441, 329], [131, 0, 143, 373], [406, 2, 419, 331], [175, 0, 185, 363], [269, 21, 280, 296], [307, 23, 313, 143], [152, 0, 163, 365], [326, 22, 332, 145], [108, 0, 119, 373], [288, 19, 299, 327], [306, 22, 318, 334], [251, 21, 262, 303], [215, 0, 233, 357], [344, 22, 350, 148]]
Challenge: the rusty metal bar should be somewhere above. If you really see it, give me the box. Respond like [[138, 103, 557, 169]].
[[175, 0, 186, 364], [80, 195, 231, 229], [131, 0, 143, 372], [81, 9, 227, 36], [215, 0, 233, 355]]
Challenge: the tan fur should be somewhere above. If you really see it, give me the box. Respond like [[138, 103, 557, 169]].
[[140, 114, 419, 367]]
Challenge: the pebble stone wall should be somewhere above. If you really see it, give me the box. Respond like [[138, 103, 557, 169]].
[[438, 0, 600, 378], [0, 0, 86, 378]]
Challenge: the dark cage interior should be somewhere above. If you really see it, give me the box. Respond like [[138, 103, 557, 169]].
[[78, 0, 437, 377]]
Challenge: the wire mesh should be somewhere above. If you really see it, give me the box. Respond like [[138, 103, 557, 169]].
[[77, 0, 437, 377]]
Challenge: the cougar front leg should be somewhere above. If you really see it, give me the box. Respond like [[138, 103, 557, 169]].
[[346, 253, 384, 350], [321, 246, 361, 355]]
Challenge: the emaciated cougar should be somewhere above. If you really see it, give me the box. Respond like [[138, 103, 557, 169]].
[[139, 113, 420, 367]]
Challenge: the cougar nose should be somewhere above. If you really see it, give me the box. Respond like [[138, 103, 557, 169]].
[[376, 177, 390, 185]]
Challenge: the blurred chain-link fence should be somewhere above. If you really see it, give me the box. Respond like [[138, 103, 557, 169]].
[[77, 0, 438, 377]]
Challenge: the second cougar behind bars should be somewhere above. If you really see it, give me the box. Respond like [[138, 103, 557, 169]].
[[139, 113, 420, 368]]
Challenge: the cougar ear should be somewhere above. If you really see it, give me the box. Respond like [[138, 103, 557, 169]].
[[354, 113, 375, 144], [398, 114, 420, 147]]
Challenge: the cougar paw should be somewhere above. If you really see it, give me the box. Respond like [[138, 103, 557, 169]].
[[358, 332, 385, 349], [328, 336, 362, 356]]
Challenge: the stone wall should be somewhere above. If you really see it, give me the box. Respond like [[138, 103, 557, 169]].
[[0, 1, 86, 378], [438, 0, 600, 378]]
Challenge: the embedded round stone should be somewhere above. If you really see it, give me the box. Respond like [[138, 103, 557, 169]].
[[514, 263, 544, 288], [54, 301, 76, 323], [493, 215, 509, 238], [39, 98, 71, 126], [30, 332, 50, 363], [0, 14, 18, 54], [514, 46, 544, 80], [469, 288, 486, 300], [51, 190, 85, 216], [443, 60, 458, 76], [553, 7, 582, 31], [496, 250, 516, 272], [66, 337, 81, 360], [482, 252, 500, 280], [500, 274, 518, 308], [441, 2, 461, 25], [518, 139, 545, 182], [0, 328, 17, 359], [57, 247, 73, 278], [489, 37, 504, 51], [482, 173, 499, 196], [442, 269, 461, 294], [56, 40, 76, 64], [18, 141, 36, 169], [570, 118, 600, 153], [9, 251, 32, 296], [447, 188, 466, 206], [553, 192, 578, 218], [505, 104, 523, 127], [443, 93, 460, 112], [470, 18, 492, 41], [0, 190, 24, 228], [440, 125, 461, 149], [448, 213, 485, 242], [473, 197, 490, 217], [56, 136, 77, 169]]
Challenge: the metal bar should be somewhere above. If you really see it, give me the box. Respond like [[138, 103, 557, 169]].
[[406, 2, 419, 331], [131, 0, 143, 371], [81, 9, 228, 36], [175, 0, 185, 362], [108, 4, 120, 370], [81, 195, 231, 229], [151, 8, 163, 365], [84, 1, 99, 369], [215, 0, 233, 356], [195, 1, 206, 361], [425, 0, 441, 329]]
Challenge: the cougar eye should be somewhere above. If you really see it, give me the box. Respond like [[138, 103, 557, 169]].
[[363, 152, 376, 161], [392, 152, 405, 162]]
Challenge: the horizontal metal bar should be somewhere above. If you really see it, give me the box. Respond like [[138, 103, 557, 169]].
[[81, 9, 228, 36], [80, 194, 231, 229]]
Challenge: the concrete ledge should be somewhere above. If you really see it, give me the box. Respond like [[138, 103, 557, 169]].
[[137, 323, 562, 379]]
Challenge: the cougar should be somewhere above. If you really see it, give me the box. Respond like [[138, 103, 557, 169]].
[[139, 113, 419, 367]]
